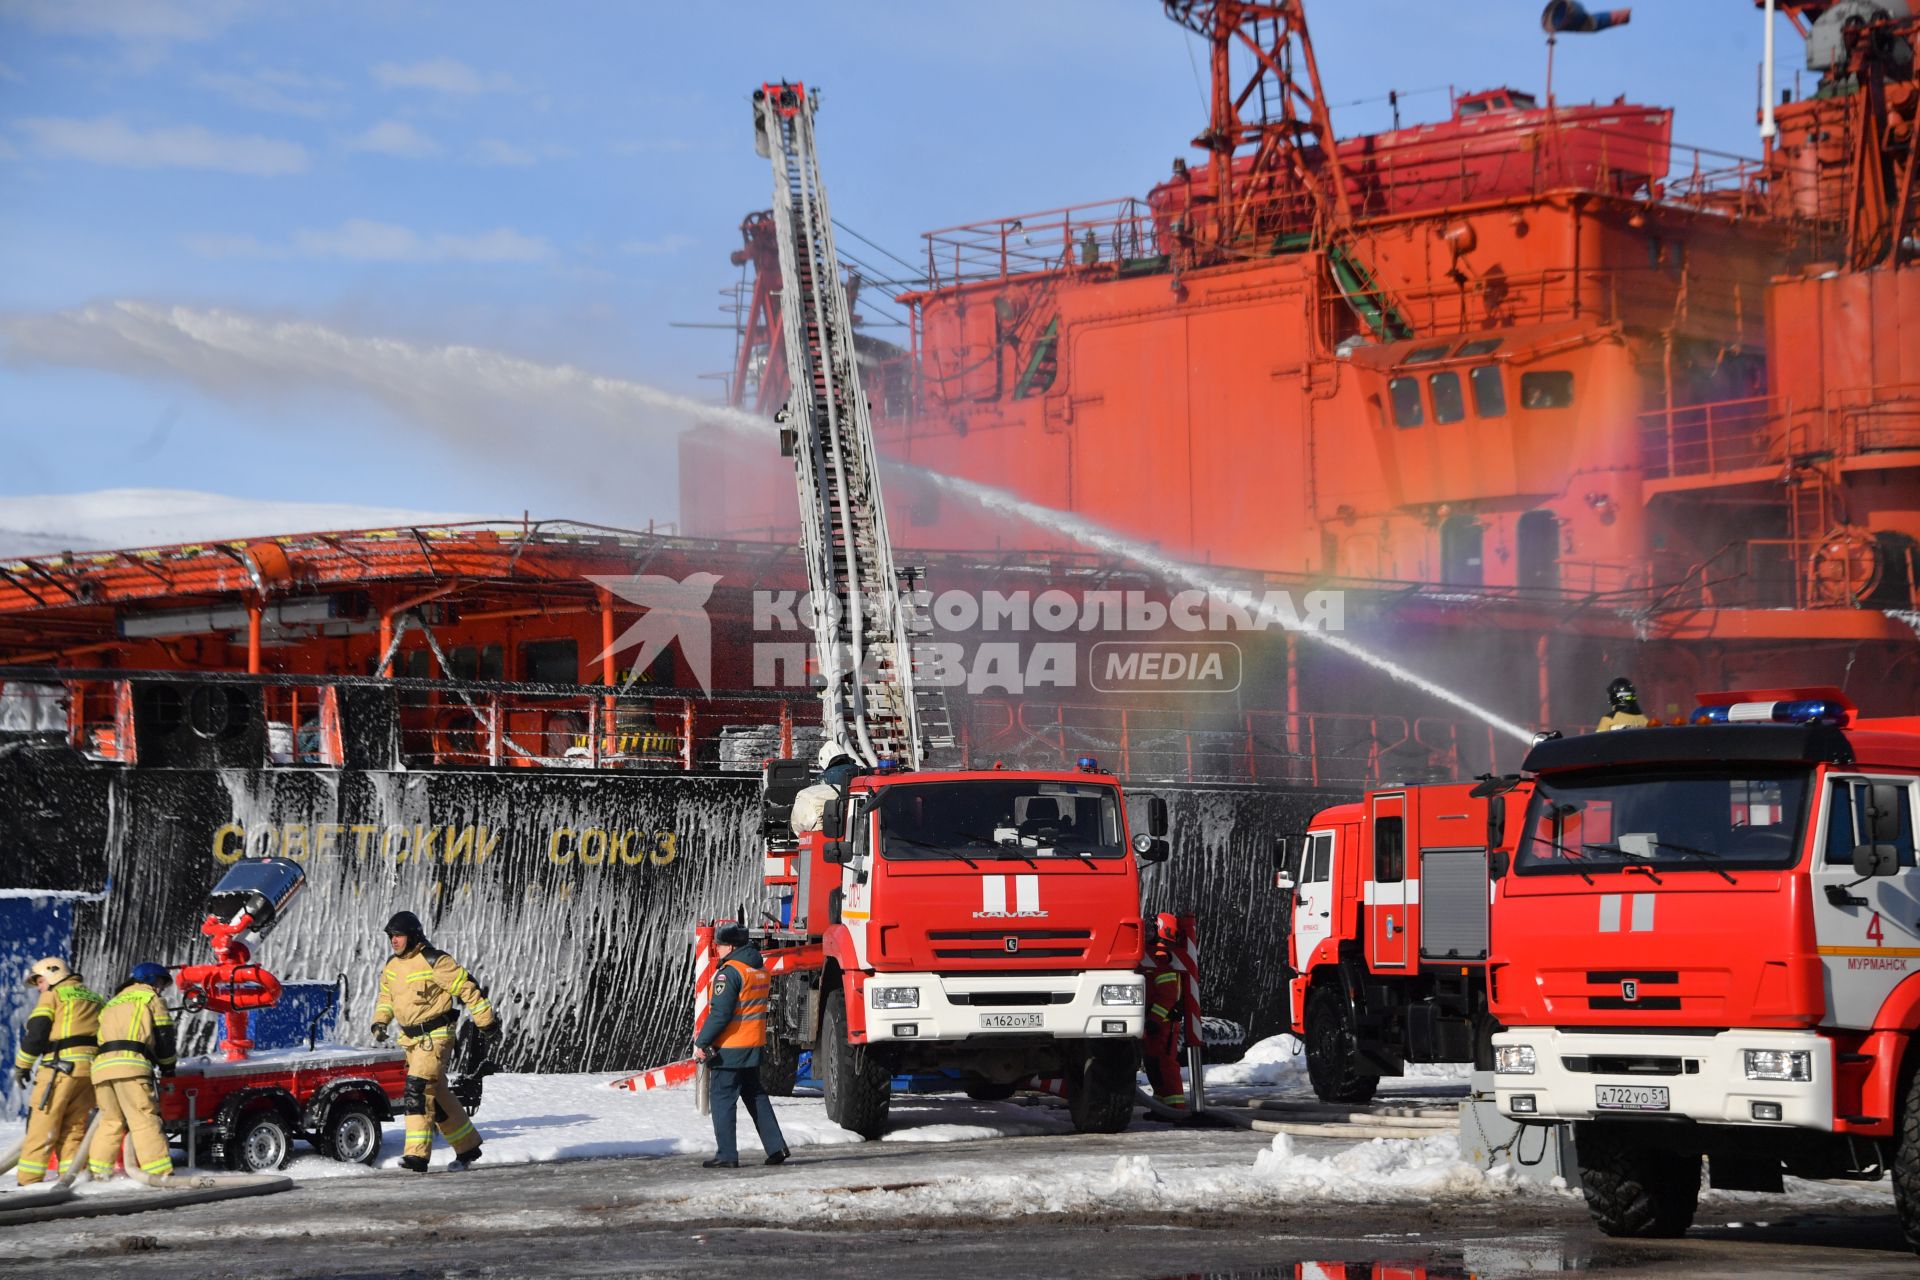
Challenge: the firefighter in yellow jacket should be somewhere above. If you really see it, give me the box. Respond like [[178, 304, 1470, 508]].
[[13, 957, 104, 1185], [1142, 915, 1187, 1109], [88, 963, 177, 1183], [371, 911, 501, 1173]]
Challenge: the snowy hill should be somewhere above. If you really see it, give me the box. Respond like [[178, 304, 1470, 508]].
[[0, 489, 478, 559]]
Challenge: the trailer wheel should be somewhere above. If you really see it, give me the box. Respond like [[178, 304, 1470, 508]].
[[226, 1110, 293, 1173], [759, 1036, 800, 1098], [320, 1102, 383, 1166], [820, 990, 891, 1140], [1894, 1064, 1920, 1252], [1574, 1122, 1700, 1238], [1067, 1042, 1136, 1134], [1304, 986, 1379, 1104]]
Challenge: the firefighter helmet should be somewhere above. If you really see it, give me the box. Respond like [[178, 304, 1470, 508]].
[[1607, 677, 1639, 710], [128, 962, 172, 990], [1154, 913, 1180, 945], [25, 957, 70, 987], [384, 911, 425, 943], [817, 741, 852, 769]]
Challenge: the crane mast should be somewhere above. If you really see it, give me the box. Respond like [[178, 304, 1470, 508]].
[[751, 81, 938, 769]]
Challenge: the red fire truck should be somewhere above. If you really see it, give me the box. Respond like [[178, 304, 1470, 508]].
[[756, 760, 1165, 1136], [1280, 781, 1526, 1103], [1490, 688, 1920, 1247], [724, 82, 1171, 1139]]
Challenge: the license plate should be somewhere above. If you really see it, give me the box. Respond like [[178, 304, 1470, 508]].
[[979, 1012, 1042, 1029], [1596, 1085, 1670, 1111]]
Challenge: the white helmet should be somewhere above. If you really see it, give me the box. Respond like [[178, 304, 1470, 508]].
[[817, 741, 850, 769], [25, 957, 70, 988]]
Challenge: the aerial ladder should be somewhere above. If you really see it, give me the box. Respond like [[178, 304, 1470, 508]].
[[751, 81, 952, 767]]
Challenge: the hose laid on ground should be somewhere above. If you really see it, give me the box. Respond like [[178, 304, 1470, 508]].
[[0, 1172, 291, 1225], [0, 1134, 21, 1176], [0, 1110, 99, 1215]]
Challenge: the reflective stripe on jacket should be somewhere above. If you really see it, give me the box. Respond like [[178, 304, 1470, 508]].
[[372, 945, 497, 1043], [93, 983, 176, 1083], [13, 976, 105, 1074]]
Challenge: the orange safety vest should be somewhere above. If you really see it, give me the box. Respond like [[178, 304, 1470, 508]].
[[714, 958, 771, 1049]]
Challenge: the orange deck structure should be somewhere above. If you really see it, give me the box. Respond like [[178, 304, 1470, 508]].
[[681, 1, 1920, 720]]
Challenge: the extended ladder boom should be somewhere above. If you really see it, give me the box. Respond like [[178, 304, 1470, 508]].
[[752, 82, 925, 769]]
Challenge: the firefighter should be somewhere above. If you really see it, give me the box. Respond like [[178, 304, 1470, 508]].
[[13, 957, 103, 1186], [693, 923, 788, 1169], [790, 741, 861, 835], [87, 962, 176, 1183], [1142, 914, 1187, 1110], [370, 910, 501, 1173], [1596, 676, 1651, 732]]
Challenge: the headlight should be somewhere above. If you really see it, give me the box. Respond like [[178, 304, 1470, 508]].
[[1494, 1045, 1537, 1075], [870, 987, 919, 1010], [1743, 1049, 1810, 1082], [1099, 983, 1143, 1006]]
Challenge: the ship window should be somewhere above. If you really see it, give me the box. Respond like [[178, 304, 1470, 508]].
[[1459, 99, 1488, 117], [1824, 779, 1917, 868], [1374, 816, 1404, 883], [1520, 370, 1575, 409], [1388, 376, 1425, 427], [1471, 365, 1507, 417], [521, 638, 579, 685], [1428, 372, 1466, 424], [1510, 91, 1538, 109], [1455, 337, 1502, 357], [1403, 344, 1450, 365], [478, 645, 504, 681]]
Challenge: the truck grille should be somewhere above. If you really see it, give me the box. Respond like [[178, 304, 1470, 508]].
[[927, 928, 1091, 961], [947, 991, 1074, 1006]]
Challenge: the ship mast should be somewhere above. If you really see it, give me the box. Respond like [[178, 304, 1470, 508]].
[[1163, 1, 1351, 253]]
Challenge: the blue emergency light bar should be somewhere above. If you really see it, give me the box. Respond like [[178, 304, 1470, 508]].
[[1076, 756, 1100, 773], [1690, 699, 1846, 726], [874, 757, 899, 773]]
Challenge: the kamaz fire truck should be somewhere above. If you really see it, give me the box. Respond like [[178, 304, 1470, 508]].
[[1279, 781, 1526, 1103], [1490, 689, 1920, 1248], [725, 83, 1171, 1139]]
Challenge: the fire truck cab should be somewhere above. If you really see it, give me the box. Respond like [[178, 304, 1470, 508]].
[[756, 760, 1167, 1137], [1280, 781, 1525, 1103], [1491, 689, 1920, 1247]]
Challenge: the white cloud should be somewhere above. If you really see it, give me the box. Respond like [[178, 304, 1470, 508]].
[[373, 57, 514, 95], [619, 234, 697, 256], [14, 116, 307, 175], [473, 138, 535, 167], [345, 119, 439, 157], [291, 218, 552, 264], [0, 0, 248, 44], [194, 68, 338, 119]]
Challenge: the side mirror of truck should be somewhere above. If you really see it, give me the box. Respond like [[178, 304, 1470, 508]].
[[1132, 833, 1170, 864], [1147, 795, 1169, 838], [1852, 843, 1899, 878], [820, 795, 846, 837], [822, 839, 853, 865], [1486, 795, 1507, 852], [1866, 782, 1903, 844], [1488, 848, 1511, 880]]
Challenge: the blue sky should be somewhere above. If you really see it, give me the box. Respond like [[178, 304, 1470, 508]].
[[0, 1, 1785, 528]]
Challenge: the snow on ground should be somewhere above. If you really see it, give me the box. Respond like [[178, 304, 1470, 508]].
[[0, 488, 475, 559], [0, 1037, 1892, 1226]]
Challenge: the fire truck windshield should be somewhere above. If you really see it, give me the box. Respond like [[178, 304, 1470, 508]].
[[875, 780, 1125, 861], [1516, 768, 1811, 875]]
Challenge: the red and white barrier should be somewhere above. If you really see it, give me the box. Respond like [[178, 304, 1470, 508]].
[[612, 1059, 699, 1092]]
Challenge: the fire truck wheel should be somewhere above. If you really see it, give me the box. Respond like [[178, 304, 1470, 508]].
[[759, 1036, 800, 1098], [225, 1110, 294, 1173], [1895, 1065, 1920, 1251], [1066, 1042, 1136, 1134], [320, 1102, 384, 1166], [1573, 1122, 1700, 1238], [820, 990, 892, 1139], [1304, 987, 1379, 1105]]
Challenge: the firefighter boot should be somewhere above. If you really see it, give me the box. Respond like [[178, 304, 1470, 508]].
[[400, 1155, 430, 1173], [447, 1145, 483, 1171]]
